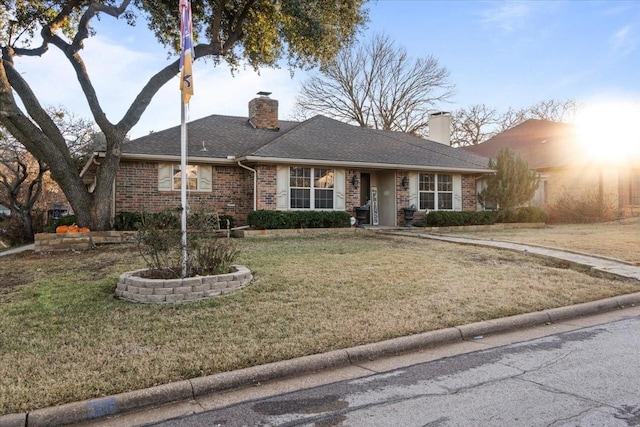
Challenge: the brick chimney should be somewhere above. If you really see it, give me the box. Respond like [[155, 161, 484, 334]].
[[428, 112, 451, 145], [249, 92, 279, 130]]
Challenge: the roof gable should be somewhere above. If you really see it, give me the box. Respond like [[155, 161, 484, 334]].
[[463, 119, 587, 169]]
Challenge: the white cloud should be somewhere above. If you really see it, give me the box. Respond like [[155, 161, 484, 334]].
[[610, 25, 638, 57], [480, 2, 532, 32]]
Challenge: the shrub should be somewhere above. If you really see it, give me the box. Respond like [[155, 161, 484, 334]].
[[136, 209, 238, 278], [136, 211, 182, 277], [413, 211, 495, 227], [115, 211, 235, 232], [219, 215, 235, 230], [114, 211, 143, 231], [45, 214, 78, 233], [191, 238, 239, 276], [247, 210, 293, 229], [494, 206, 547, 223], [0, 216, 27, 246], [247, 210, 351, 229], [515, 206, 547, 223], [548, 190, 616, 224]]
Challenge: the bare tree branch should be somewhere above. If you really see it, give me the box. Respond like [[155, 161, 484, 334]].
[[296, 33, 454, 136]]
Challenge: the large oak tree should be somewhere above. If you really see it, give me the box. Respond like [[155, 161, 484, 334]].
[[0, 0, 368, 230]]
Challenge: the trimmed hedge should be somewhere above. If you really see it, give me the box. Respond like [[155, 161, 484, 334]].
[[413, 207, 547, 228], [413, 211, 495, 227], [247, 210, 352, 229]]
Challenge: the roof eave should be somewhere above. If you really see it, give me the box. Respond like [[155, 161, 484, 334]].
[[241, 156, 492, 173], [120, 153, 236, 164]]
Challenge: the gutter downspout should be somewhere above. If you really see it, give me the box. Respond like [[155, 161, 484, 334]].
[[237, 161, 257, 211]]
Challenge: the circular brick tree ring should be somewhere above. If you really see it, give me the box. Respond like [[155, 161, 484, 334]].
[[115, 265, 253, 303]]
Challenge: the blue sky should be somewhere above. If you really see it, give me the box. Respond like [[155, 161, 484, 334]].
[[12, 1, 640, 139]]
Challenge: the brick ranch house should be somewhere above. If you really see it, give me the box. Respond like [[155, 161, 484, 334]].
[[464, 119, 640, 217], [82, 94, 493, 227]]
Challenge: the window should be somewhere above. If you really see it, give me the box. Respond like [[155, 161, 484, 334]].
[[289, 167, 334, 209], [158, 163, 212, 192], [173, 165, 199, 190], [419, 173, 453, 210]]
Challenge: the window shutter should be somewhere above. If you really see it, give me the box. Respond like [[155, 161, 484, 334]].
[[276, 165, 289, 210], [409, 172, 419, 209], [198, 165, 212, 191], [453, 174, 462, 211], [334, 169, 345, 210], [158, 163, 173, 191]]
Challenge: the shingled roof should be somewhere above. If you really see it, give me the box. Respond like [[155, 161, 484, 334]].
[[121, 113, 491, 172], [463, 119, 589, 169]]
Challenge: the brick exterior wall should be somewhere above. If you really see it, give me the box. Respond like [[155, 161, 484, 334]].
[[256, 165, 277, 210], [462, 174, 477, 211], [114, 162, 481, 227], [114, 161, 254, 225]]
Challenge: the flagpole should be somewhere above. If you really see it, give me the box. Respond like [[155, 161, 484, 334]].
[[179, 0, 193, 278], [180, 99, 188, 278]]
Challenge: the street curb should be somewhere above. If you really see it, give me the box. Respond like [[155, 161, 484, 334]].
[[3, 292, 640, 426]]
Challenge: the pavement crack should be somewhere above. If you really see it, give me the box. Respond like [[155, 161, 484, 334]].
[[545, 406, 603, 427], [351, 363, 379, 374], [501, 350, 574, 375], [187, 380, 206, 411]]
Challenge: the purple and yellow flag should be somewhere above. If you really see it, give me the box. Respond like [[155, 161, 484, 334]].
[[179, 0, 194, 104]]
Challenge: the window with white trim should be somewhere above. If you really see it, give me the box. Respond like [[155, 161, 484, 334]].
[[419, 173, 453, 210], [289, 167, 334, 209]]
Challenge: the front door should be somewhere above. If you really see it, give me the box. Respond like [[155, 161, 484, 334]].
[[360, 173, 371, 224], [362, 171, 396, 226]]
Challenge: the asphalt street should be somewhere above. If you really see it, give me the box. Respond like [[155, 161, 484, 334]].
[[150, 315, 640, 427]]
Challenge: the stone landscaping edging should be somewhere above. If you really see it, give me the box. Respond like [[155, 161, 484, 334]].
[[115, 265, 252, 303], [34, 231, 137, 252]]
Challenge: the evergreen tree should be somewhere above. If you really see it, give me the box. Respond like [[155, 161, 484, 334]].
[[478, 148, 539, 214]]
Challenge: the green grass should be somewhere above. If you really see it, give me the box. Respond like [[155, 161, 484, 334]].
[[0, 233, 638, 415]]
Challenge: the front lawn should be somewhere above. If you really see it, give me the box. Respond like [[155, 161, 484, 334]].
[[1, 233, 637, 415]]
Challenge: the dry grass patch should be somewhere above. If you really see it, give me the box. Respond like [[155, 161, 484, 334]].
[[0, 233, 638, 415], [439, 216, 640, 263]]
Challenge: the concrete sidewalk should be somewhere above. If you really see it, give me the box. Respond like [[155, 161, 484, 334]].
[[0, 243, 34, 257], [385, 230, 640, 281], [2, 234, 640, 426]]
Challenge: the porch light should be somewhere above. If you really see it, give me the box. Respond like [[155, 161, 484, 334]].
[[401, 176, 410, 190], [351, 174, 360, 189]]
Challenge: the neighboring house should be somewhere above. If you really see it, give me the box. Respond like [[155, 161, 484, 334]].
[[464, 119, 640, 216], [82, 94, 492, 227], [0, 204, 9, 216]]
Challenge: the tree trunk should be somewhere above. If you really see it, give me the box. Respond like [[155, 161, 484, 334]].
[[10, 208, 35, 243]]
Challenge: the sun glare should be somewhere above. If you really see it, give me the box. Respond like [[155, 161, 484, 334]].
[[575, 100, 640, 164]]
